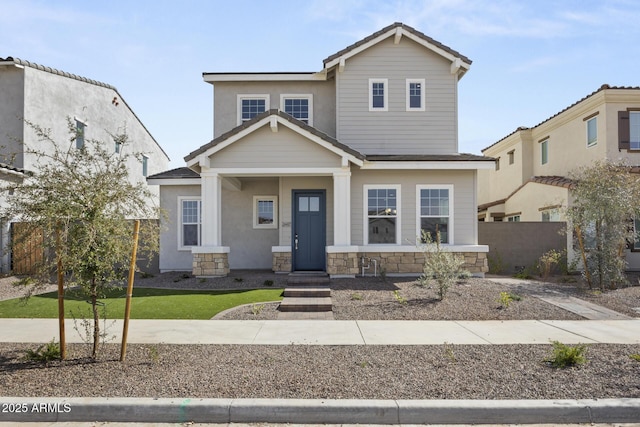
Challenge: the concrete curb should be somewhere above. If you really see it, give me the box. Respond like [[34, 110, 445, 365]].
[[1, 397, 639, 424]]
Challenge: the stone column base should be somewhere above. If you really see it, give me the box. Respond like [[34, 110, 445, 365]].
[[192, 250, 230, 277], [272, 251, 292, 273]]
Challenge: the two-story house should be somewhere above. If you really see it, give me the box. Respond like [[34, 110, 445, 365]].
[[478, 85, 640, 269], [149, 23, 494, 277], [0, 56, 170, 272]]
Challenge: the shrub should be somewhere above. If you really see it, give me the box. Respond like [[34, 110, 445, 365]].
[[487, 251, 504, 274], [263, 280, 274, 287], [498, 291, 522, 308], [538, 249, 564, 280], [393, 290, 407, 304], [251, 303, 265, 315], [545, 341, 587, 368], [417, 230, 468, 300], [24, 339, 61, 363]]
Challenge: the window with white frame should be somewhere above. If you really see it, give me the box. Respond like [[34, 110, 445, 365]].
[[253, 196, 278, 229], [406, 79, 425, 111], [541, 209, 560, 222], [281, 95, 312, 125], [631, 111, 640, 150], [417, 185, 453, 244], [369, 78, 388, 111], [180, 198, 201, 248], [365, 185, 399, 244], [237, 95, 269, 125], [507, 215, 521, 222], [587, 116, 597, 147]]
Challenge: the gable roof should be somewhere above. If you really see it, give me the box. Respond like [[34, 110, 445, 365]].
[[147, 167, 200, 180], [0, 56, 170, 162], [323, 22, 472, 77], [184, 109, 365, 165], [478, 175, 575, 211], [482, 85, 640, 153]]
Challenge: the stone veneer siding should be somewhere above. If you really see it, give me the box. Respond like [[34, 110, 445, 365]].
[[193, 252, 230, 277], [327, 251, 488, 276], [272, 252, 292, 273]]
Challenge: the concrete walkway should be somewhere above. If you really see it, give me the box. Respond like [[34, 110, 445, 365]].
[[0, 318, 638, 345]]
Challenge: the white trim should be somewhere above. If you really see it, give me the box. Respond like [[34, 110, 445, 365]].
[[369, 78, 388, 112], [178, 197, 201, 251], [147, 178, 200, 186], [253, 195, 278, 229], [237, 94, 270, 126], [207, 167, 345, 177], [191, 246, 230, 254], [362, 160, 495, 170], [187, 114, 364, 168], [348, 244, 488, 253], [323, 27, 471, 76], [204, 73, 326, 82], [363, 184, 401, 245], [416, 184, 454, 245], [280, 94, 313, 126], [272, 246, 292, 253], [406, 78, 426, 111]]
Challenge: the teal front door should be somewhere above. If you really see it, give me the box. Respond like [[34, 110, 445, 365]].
[[293, 191, 326, 271]]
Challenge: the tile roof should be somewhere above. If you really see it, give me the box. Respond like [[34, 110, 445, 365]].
[[184, 109, 365, 162], [0, 162, 28, 175], [323, 22, 472, 67], [0, 56, 115, 89], [478, 175, 575, 212], [147, 167, 200, 180], [482, 85, 640, 152]]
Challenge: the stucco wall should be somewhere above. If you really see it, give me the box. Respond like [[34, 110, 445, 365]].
[[0, 66, 25, 165], [212, 80, 336, 138]]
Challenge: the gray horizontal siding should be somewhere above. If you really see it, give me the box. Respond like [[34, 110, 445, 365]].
[[338, 37, 458, 155]]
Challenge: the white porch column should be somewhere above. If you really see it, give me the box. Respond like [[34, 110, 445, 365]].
[[200, 169, 222, 247], [333, 170, 351, 246]]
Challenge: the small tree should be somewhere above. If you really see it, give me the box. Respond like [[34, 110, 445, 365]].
[[566, 160, 640, 290], [417, 230, 467, 300], [2, 119, 160, 359]]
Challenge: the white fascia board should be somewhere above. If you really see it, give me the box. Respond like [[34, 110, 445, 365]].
[[146, 178, 200, 186], [361, 160, 496, 170], [203, 73, 326, 83], [324, 28, 471, 72], [213, 167, 344, 176], [357, 244, 489, 253]]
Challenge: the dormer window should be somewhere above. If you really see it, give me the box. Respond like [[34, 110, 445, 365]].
[[237, 95, 269, 125], [369, 79, 388, 111]]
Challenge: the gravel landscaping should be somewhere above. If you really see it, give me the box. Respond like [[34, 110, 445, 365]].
[[1, 271, 639, 400]]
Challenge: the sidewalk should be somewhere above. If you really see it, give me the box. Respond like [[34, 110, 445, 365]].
[[0, 318, 638, 345]]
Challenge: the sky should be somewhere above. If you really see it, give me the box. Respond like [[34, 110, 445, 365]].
[[2, 0, 639, 167]]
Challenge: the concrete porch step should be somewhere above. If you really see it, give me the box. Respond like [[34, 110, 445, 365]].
[[283, 287, 331, 298], [278, 297, 333, 312], [287, 272, 330, 286]]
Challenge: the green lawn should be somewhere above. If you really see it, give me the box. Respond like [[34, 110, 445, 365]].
[[0, 287, 284, 319]]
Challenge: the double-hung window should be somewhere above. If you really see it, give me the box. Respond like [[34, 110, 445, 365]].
[[179, 198, 201, 249], [237, 95, 269, 125], [369, 78, 388, 111], [365, 185, 399, 244], [281, 95, 312, 125], [631, 111, 640, 150], [406, 79, 425, 111], [417, 185, 453, 244]]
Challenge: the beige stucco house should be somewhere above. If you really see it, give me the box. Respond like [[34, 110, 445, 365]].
[[478, 85, 640, 269], [149, 23, 494, 277], [0, 56, 170, 272]]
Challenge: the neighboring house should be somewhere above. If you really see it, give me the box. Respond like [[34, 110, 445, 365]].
[[477, 84, 640, 269], [148, 23, 494, 277], [0, 56, 170, 272]]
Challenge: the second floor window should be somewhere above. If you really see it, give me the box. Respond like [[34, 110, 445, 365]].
[[541, 140, 549, 165], [369, 79, 388, 111], [631, 111, 640, 150], [75, 120, 86, 149], [142, 155, 148, 177], [406, 79, 425, 111], [587, 116, 597, 147], [237, 95, 269, 125], [281, 95, 312, 125]]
